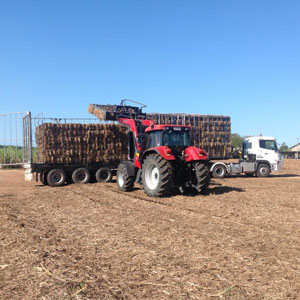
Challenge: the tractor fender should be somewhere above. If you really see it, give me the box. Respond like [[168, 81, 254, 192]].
[[120, 160, 136, 177], [141, 146, 176, 161]]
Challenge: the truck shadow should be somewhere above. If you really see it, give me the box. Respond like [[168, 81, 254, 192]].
[[224, 174, 300, 179], [269, 174, 300, 178]]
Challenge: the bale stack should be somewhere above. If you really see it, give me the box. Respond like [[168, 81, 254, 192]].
[[35, 123, 128, 164], [148, 114, 231, 157], [87, 104, 231, 158]]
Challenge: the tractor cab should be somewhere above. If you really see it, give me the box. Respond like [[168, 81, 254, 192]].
[[137, 125, 191, 151]]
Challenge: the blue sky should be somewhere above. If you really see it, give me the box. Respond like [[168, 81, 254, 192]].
[[0, 0, 299, 147]]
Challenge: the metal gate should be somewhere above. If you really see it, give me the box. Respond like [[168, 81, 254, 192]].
[[0, 111, 31, 167]]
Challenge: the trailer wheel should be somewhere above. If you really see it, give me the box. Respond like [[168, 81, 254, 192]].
[[47, 169, 66, 187], [117, 163, 134, 191], [191, 162, 210, 193], [96, 167, 113, 182], [257, 164, 270, 177], [40, 172, 48, 185], [72, 168, 91, 184], [212, 164, 227, 178], [142, 153, 173, 197]]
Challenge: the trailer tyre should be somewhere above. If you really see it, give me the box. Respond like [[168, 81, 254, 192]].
[[192, 162, 210, 193], [40, 172, 48, 185], [212, 164, 227, 178], [47, 169, 66, 187], [142, 153, 173, 197], [117, 163, 134, 191], [257, 164, 270, 177], [96, 167, 113, 182], [72, 168, 91, 184]]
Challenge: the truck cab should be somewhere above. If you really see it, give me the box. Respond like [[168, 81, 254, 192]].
[[242, 136, 283, 173], [210, 136, 283, 178]]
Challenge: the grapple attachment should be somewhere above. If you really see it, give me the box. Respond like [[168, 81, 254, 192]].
[[88, 104, 147, 121]]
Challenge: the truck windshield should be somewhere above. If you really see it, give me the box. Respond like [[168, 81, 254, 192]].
[[162, 128, 191, 147], [259, 140, 278, 151]]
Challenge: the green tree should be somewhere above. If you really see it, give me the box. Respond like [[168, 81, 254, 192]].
[[279, 142, 289, 152], [231, 133, 244, 148]]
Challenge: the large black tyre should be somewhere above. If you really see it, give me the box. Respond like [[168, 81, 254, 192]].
[[212, 164, 227, 178], [142, 154, 173, 197], [191, 162, 210, 193], [256, 163, 271, 177], [47, 169, 66, 187], [72, 168, 91, 184], [96, 167, 113, 182], [40, 172, 48, 185], [117, 163, 135, 191]]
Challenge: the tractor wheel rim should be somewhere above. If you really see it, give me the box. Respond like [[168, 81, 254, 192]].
[[118, 172, 125, 187], [145, 164, 159, 190]]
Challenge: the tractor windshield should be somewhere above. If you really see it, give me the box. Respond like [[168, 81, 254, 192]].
[[147, 127, 191, 148], [162, 127, 191, 147]]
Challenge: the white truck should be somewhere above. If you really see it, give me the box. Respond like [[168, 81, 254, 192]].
[[210, 136, 283, 178]]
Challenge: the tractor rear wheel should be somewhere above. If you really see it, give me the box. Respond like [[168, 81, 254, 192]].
[[142, 154, 173, 197], [191, 162, 210, 193], [117, 162, 135, 191]]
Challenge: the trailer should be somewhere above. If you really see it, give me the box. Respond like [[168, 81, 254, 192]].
[[209, 136, 283, 178], [32, 161, 119, 186], [22, 115, 129, 186]]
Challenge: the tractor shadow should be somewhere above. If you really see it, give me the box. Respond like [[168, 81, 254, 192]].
[[204, 185, 245, 195], [178, 182, 245, 196]]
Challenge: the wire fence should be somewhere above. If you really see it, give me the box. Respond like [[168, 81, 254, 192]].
[[0, 112, 102, 166], [0, 112, 29, 166]]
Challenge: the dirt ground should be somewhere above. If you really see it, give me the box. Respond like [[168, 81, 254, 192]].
[[1, 160, 300, 300]]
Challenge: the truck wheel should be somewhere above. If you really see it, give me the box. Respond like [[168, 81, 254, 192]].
[[257, 164, 270, 177], [192, 162, 210, 193], [96, 167, 113, 182], [72, 168, 91, 184], [47, 169, 66, 187], [212, 164, 227, 178], [117, 163, 134, 191], [142, 154, 173, 197]]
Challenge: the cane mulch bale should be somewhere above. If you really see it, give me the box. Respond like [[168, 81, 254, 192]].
[[149, 113, 231, 158], [35, 123, 128, 164]]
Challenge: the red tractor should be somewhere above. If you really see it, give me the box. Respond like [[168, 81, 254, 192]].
[[99, 100, 210, 197]]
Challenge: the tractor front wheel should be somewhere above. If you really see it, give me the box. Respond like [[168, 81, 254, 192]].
[[117, 162, 135, 191], [142, 154, 173, 197]]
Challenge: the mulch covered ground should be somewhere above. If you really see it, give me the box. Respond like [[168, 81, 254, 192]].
[[1, 160, 300, 299]]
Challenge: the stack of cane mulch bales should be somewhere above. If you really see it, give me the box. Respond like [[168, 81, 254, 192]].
[[148, 113, 231, 157], [35, 123, 128, 164]]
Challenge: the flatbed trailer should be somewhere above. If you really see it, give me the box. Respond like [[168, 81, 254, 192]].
[[32, 161, 121, 186]]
